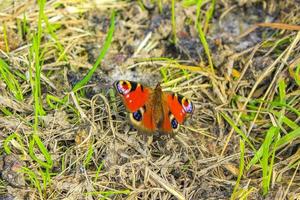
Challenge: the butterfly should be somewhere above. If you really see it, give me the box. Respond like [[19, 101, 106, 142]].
[[114, 80, 194, 134]]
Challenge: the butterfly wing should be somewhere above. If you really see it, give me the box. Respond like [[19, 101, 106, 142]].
[[159, 92, 194, 133], [114, 80, 156, 132], [114, 80, 151, 112]]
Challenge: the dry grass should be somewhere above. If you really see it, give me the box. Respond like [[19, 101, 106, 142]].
[[0, 0, 300, 199]]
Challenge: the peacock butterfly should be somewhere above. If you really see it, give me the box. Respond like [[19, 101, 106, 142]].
[[114, 80, 193, 134]]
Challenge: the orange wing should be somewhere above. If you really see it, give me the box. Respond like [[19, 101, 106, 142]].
[[166, 93, 193, 123], [129, 104, 156, 133], [159, 92, 194, 133], [114, 80, 151, 112], [114, 80, 156, 132]]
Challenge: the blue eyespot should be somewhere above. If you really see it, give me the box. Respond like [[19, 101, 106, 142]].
[[171, 118, 178, 129], [132, 110, 142, 121]]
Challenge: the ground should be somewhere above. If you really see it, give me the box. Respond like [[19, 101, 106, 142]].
[[0, 0, 300, 199]]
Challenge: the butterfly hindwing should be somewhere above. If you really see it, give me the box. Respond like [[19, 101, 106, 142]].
[[160, 105, 178, 134]]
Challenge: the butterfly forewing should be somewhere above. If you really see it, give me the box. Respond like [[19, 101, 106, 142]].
[[165, 93, 193, 124], [114, 80, 151, 112]]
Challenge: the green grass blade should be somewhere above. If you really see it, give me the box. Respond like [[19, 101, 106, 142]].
[[250, 98, 300, 117], [193, 0, 215, 73], [85, 189, 131, 198], [246, 147, 262, 170], [230, 138, 245, 200], [40, 167, 51, 190], [195, 0, 204, 28], [29, 134, 53, 169], [29, 0, 47, 134], [137, 0, 146, 10], [204, 0, 215, 33], [278, 79, 286, 104], [2, 22, 9, 53], [46, 94, 67, 109], [247, 127, 279, 171], [261, 126, 278, 195], [4, 133, 18, 154], [0, 58, 24, 101], [272, 111, 299, 130], [182, 0, 197, 7], [72, 10, 115, 92], [0, 107, 12, 115], [220, 112, 255, 150], [42, 12, 67, 61], [276, 127, 300, 149], [267, 129, 280, 195], [61, 154, 66, 171], [157, 0, 162, 13], [277, 79, 286, 125], [32, 34, 46, 117], [94, 160, 105, 182], [46, 94, 79, 115], [196, 23, 214, 74], [3, 132, 26, 156], [160, 67, 168, 82], [21, 167, 43, 199], [84, 144, 94, 168], [22, 13, 29, 37]]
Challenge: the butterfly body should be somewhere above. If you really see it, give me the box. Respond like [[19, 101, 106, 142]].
[[114, 80, 193, 134]]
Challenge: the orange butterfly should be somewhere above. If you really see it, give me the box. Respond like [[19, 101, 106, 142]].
[[114, 80, 194, 134]]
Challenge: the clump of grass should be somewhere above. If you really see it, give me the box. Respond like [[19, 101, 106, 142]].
[[0, 59, 23, 101], [221, 31, 300, 196]]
